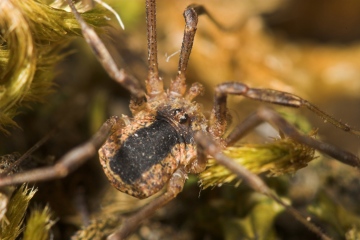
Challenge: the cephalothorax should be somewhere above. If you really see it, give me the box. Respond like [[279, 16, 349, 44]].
[[0, 1, 360, 240]]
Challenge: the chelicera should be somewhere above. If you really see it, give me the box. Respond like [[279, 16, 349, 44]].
[[1, 1, 360, 239]]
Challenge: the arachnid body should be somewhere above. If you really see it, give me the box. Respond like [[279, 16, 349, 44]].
[[1, 1, 360, 239], [99, 98, 205, 199]]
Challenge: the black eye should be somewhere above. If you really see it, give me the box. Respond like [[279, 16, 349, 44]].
[[179, 113, 189, 124], [173, 109, 189, 124], [174, 109, 182, 115]]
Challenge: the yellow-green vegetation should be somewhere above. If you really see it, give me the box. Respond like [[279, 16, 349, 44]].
[[0, 0, 110, 133], [221, 194, 285, 240], [0, 184, 36, 239], [308, 191, 360, 238], [23, 205, 55, 240], [0, 184, 54, 240], [199, 134, 316, 189], [346, 226, 360, 240]]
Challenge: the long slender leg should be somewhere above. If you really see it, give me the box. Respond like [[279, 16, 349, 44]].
[[225, 107, 360, 168], [0, 125, 59, 177], [66, 0, 144, 98], [225, 112, 263, 146], [107, 168, 187, 240], [145, 0, 164, 99], [0, 117, 118, 187], [169, 5, 198, 96], [170, 5, 236, 97], [194, 131, 332, 240], [209, 82, 360, 138]]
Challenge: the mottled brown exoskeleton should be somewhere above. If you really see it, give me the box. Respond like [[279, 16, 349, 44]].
[[1, 0, 360, 239]]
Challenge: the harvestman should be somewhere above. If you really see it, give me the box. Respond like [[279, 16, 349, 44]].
[[1, 1, 360, 239]]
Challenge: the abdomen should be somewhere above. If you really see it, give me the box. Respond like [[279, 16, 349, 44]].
[[99, 118, 181, 199]]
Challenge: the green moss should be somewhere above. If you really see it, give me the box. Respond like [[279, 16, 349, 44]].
[[0, 184, 36, 240], [308, 191, 360, 238], [200, 134, 316, 189], [0, 0, 110, 133], [23, 205, 55, 240], [221, 194, 284, 240]]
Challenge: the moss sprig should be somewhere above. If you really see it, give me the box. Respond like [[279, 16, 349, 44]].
[[199, 133, 317, 189], [0, 184, 37, 239], [23, 205, 55, 240], [0, 0, 111, 133]]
